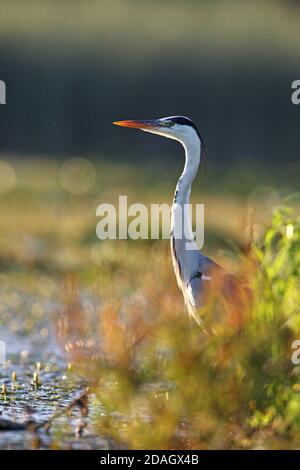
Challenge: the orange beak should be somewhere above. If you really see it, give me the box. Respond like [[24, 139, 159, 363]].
[[113, 119, 159, 129]]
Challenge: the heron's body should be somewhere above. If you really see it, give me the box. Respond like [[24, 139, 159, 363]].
[[114, 116, 244, 326]]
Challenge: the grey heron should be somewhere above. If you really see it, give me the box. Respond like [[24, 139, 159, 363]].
[[113, 116, 245, 327]]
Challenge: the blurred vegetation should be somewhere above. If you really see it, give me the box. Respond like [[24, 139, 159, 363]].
[[0, 157, 299, 448], [1, 0, 300, 61], [73, 207, 300, 450], [0, 0, 300, 450], [0, 0, 299, 165]]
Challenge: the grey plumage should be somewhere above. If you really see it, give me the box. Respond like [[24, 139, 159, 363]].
[[114, 115, 248, 327]]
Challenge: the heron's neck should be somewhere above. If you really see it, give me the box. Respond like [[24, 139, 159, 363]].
[[170, 136, 201, 285], [174, 138, 201, 206]]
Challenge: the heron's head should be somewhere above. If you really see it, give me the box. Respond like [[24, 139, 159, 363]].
[[113, 116, 201, 147]]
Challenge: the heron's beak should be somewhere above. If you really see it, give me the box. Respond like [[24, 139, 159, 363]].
[[113, 119, 160, 130]]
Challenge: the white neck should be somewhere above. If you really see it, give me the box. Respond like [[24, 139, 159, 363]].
[[170, 135, 201, 285], [174, 137, 201, 205]]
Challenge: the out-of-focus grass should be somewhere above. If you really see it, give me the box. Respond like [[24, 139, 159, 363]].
[[75, 208, 300, 450], [1, 0, 300, 64], [0, 157, 300, 449]]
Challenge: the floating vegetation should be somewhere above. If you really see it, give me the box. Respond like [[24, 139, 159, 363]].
[[0, 160, 299, 449]]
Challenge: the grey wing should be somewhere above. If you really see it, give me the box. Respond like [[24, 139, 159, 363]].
[[185, 253, 248, 322], [184, 254, 219, 324], [186, 276, 208, 311]]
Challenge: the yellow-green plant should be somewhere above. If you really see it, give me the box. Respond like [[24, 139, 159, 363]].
[[73, 208, 300, 449]]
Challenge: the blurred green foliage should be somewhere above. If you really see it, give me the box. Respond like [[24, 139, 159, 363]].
[[1, 0, 300, 62], [74, 208, 300, 449], [0, 158, 299, 448]]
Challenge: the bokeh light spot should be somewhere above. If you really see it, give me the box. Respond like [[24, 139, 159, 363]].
[[0, 160, 16, 193], [60, 157, 96, 194]]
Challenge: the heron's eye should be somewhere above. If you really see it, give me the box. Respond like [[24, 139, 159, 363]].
[[169, 121, 175, 127]]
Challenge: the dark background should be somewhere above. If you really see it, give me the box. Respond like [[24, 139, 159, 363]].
[[0, 0, 299, 172]]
